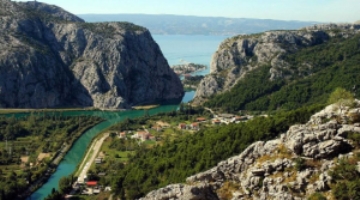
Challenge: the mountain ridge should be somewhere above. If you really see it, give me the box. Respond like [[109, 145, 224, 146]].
[[193, 23, 360, 110], [78, 13, 319, 36]]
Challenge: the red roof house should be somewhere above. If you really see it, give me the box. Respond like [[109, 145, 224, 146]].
[[191, 122, 199, 130], [86, 181, 98, 187], [178, 123, 187, 130], [196, 117, 206, 122]]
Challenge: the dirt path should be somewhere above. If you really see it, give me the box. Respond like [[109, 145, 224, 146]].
[[76, 133, 109, 183]]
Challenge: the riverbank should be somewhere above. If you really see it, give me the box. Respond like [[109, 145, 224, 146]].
[[0, 107, 97, 115], [27, 105, 180, 199], [22, 120, 103, 199], [75, 133, 109, 183], [132, 104, 160, 110]]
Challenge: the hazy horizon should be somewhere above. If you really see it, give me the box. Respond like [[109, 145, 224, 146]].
[[13, 0, 360, 23]]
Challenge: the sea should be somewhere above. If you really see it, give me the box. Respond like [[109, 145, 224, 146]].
[[153, 35, 228, 102], [153, 35, 228, 76]]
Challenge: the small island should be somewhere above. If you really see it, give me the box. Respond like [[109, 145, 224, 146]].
[[171, 63, 207, 76], [182, 75, 205, 90]]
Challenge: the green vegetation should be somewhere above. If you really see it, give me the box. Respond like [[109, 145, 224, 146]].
[[329, 153, 360, 200], [99, 104, 323, 199], [0, 113, 102, 200], [205, 34, 360, 112], [308, 192, 327, 200], [79, 22, 117, 38], [328, 87, 355, 113], [205, 65, 285, 112], [182, 75, 204, 90], [79, 21, 146, 38]]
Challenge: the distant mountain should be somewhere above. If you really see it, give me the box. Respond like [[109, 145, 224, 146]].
[[78, 14, 319, 36]]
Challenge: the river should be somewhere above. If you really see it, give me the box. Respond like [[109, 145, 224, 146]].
[[27, 35, 224, 199], [27, 105, 180, 200], [28, 92, 195, 200]]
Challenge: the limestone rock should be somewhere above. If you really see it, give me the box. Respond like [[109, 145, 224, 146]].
[[142, 96, 360, 199], [0, 1, 184, 109], [139, 183, 219, 200], [193, 24, 360, 104]]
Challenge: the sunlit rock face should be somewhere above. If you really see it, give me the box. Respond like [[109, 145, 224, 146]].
[[0, 0, 183, 109]]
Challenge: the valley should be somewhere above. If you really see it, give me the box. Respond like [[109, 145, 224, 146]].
[[0, 0, 360, 200]]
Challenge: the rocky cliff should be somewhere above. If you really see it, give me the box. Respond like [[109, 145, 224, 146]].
[[140, 101, 360, 200], [193, 23, 360, 104], [0, 0, 183, 109]]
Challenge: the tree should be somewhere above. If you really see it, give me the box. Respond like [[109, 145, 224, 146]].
[[328, 87, 354, 113], [58, 176, 72, 194]]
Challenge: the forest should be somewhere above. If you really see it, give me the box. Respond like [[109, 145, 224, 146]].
[[204, 34, 360, 112]]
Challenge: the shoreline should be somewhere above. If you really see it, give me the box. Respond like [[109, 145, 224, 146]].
[[132, 104, 160, 110], [177, 67, 207, 77], [0, 107, 98, 115], [0, 104, 165, 114]]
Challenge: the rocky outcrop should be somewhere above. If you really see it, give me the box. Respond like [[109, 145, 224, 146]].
[[0, 0, 183, 109], [140, 101, 360, 200], [139, 183, 219, 200], [193, 23, 360, 104]]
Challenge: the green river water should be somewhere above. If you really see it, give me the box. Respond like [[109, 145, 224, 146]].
[[26, 104, 180, 200], [23, 90, 195, 200]]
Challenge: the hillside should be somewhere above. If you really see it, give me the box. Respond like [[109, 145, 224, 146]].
[[106, 104, 324, 199], [79, 14, 318, 36], [140, 101, 360, 200], [0, 0, 183, 109], [193, 23, 360, 111]]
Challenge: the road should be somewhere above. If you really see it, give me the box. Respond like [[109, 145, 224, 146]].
[[204, 107, 216, 116], [76, 133, 109, 184]]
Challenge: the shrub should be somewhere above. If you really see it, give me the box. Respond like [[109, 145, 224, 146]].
[[308, 192, 327, 200]]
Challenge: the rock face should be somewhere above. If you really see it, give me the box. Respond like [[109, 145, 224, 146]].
[[140, 101, 360, 200], [0, 0, 183, 109], [193, 23, 360, 104]]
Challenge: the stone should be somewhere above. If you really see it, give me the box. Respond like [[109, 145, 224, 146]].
[[193, 24, 360, 104], [0, 1, 184, 109], [141, 97, 360, 199], [252, 169, 265, 176], [139, 183, 219, 200]]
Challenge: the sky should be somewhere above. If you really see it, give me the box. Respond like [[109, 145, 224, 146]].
[[14, 0, 360, 23]]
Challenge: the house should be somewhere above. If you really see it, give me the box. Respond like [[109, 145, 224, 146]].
[[152, 125, 162, 132], [178, 123, 187, 130], [119, 131, 126, 139], [95, 157, 103, 164], [232, 116, 247, 122], [86, 181, 98, 187], [131, 131, 150, 141], [156, 121, 170, 128], [191, 122, 200, 130], [212, 119, 221, 125], [196, 117, 206, 122], [219, 113, 235, 122]]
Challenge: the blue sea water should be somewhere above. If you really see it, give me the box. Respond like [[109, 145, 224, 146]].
[[153, 35, 228, 76]]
